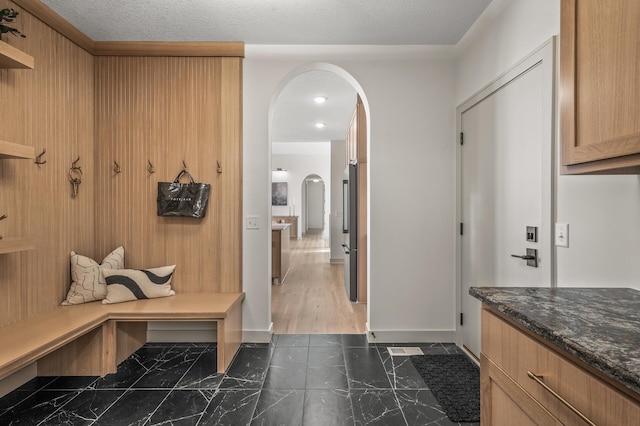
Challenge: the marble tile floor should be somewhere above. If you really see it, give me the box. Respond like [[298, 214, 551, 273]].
[[0, 334, 479, 426]]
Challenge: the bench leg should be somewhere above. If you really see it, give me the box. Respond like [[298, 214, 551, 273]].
[[115, 321, 147, 365], [217, 301, 242, 372]]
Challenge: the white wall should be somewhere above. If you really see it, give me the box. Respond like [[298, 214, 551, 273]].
[[455, 0, 640, 290], [243, 46, 457, 342], [306, 181, 325, 229], [330, 139, 347, 262], [272, 143, 331, 239]]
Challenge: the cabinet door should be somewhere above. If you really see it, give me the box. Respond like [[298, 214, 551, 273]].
[[561, 0, 640, 173]]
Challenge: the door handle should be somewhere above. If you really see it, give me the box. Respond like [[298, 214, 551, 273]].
[[342, 244, 357, 254], [510, 248, 538, 268], [511, 254, 535, 260]]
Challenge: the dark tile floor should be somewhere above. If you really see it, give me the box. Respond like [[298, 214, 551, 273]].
[[0, 335, 479, 425]]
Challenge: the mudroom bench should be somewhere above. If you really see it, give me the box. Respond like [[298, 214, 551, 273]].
[[0, 292, 244, 382]]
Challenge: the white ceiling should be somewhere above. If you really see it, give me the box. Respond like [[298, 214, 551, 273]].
[[41, 0, 491, 45], [40, 0, 491, 144], [272, 71, 357, 143]]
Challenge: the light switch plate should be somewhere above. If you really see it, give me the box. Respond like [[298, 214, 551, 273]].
[[555, 223, 569, 247], [246, 215, 260, 230]]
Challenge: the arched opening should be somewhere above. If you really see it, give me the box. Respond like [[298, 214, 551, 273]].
[[268, 64, 370, 334]]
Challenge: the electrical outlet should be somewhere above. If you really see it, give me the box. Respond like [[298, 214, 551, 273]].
[[555, 223, 569, 247]]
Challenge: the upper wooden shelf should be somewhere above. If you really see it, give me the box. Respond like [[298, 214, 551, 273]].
[[0, 237, 35, 255], [0, 40, 34, 69], [0, 140, 35, 159]]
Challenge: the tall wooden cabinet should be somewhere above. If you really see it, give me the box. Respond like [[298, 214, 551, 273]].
[[560, 0, 640, 174]]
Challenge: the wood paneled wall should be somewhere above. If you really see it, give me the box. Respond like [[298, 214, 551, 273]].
[[0, 1, 243, 328], [0, 0, 95, 326], [94, 56, 242, 294]]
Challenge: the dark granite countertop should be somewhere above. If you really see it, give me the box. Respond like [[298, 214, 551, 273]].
[[470, 287, 640, 396]]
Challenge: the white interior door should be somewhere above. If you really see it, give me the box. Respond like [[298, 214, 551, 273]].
[[459, 40, 555, 358]]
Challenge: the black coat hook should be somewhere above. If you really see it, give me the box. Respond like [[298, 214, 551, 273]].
[[0, 214, 7, 221], [182, 160, 189, 172], [147, 160, 155, 174], [34, 148, 46, 165], [113, 161, 122, 174]]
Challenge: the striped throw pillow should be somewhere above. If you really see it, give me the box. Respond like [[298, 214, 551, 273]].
[[102, 265, 176, 304]]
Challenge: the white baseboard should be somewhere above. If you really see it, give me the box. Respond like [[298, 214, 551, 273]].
[[365, 325, 456, 344], [147, 321, 217, 343], [330, 257, 344, 264], [242, 322, 273, 343], [0, 363, 36, 398]]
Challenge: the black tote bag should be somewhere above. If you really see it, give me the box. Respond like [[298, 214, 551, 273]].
[[157, 170, 210, 218]]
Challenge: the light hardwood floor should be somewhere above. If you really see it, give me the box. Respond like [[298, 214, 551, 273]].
[[272, 230, 367, 334]]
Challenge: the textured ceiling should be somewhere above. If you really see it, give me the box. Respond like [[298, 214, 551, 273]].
[[41, 0, 491, 45]]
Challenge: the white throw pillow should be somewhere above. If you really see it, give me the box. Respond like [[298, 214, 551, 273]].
[[102, 265, 176, 304], [62, 246, 125, 305]]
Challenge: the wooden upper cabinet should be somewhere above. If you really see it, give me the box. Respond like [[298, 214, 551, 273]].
[[560, 0, 640, 174]]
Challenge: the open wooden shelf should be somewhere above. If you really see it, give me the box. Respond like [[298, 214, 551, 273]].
[[0, 140, 35, 159], [0, 237, 35, 255], [0, 40, 34, 69]]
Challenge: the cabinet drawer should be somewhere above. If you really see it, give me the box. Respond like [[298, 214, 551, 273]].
[[481, 355, 562, 425], [482, 308, 640, 425]]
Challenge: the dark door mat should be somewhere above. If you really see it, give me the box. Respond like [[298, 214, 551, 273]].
[[410, 354, 480, 423]]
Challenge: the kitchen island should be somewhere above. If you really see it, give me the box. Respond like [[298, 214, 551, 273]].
[[272, 223, 290, 284], [470, 287, 640, 425]]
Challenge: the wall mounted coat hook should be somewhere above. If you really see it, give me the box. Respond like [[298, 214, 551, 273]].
[[0, 214, 7, 221], [113, 161, 122, 174], [147, 160, 156, 174], [34, 148, 47, 165], [182, 160, 189, 172], [216, 161, 222, 174], [69, 157, 82, 198]]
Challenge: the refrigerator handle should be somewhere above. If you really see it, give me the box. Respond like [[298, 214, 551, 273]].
[[342, 244, 357, 254]]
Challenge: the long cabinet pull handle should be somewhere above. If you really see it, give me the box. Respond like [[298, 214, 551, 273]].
[[527, 371, 596, 426]]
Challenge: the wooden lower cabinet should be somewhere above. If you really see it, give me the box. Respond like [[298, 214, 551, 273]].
[[272, 225, 290, 284], [481, 307, 640, 425], [272, 216, 298, 239], [482, 356, 561, 425]]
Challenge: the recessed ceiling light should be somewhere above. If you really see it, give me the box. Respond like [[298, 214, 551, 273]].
[[315, 122, 326, 129], [313, 96, 327, 104]]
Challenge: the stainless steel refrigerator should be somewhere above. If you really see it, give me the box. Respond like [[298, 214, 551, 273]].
[[342, 163, 358, 302]]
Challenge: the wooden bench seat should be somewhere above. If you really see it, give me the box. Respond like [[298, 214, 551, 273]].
[[0, 292, 244, 382]]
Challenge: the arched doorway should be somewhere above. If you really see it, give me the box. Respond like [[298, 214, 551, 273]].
[[269, 64, 370, 334]]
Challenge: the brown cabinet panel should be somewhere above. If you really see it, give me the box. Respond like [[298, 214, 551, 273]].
[[561, 0, 640, 174]]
